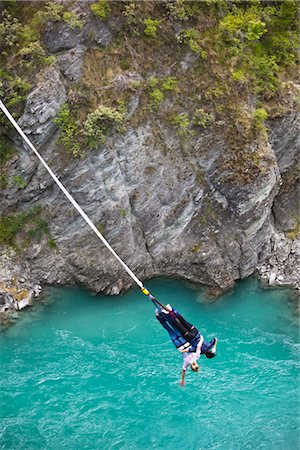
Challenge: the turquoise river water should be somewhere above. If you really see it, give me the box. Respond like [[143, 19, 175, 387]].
[[0, 277, 299, 450]]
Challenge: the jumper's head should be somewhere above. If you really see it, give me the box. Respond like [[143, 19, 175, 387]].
[[191, 362, 199, 372], [205, 351, 216, 359]]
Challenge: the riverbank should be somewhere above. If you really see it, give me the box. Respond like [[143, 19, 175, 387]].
[[1, 247, 299, 328]]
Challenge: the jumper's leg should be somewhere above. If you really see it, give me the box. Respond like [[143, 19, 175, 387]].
[[155, 310, 187, 348]]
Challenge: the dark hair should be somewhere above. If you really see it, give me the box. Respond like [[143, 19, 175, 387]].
[[205, 351, 216, 359], [191, 363, 199, 372]]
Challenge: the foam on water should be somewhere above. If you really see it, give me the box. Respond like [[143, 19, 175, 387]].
[[0, 278, 299, 449]]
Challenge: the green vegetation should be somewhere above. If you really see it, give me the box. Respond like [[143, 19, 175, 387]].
[[97, 223, 105, 234], [12, 175, 27, 190], [54, 100, 126, 154], [144, 18, 161, 38], [161, 76, 177, 92], [47, 237, 57, 249], [0, 206, 49, 247], [0, 139, 15, 165], [54, 104, 81, 156], [84, 104, 125, 148], [0, 0, 84, 147], [287, 219, 300, 240], [37, 2, 84, 29], [18, 41, 55, 69], [146, 76, 178, 110], [170, 108, 214, 136], [62, 11, 84, 30], [218, 2, 299, 98], [166, 0, 201, 21], [177, 28, 207, 58], [170, 113, 191, 136], [0, 138, 16, 190], [0, 70, 31, 125], [37, 2, 65, 23], [191, 244, 200, 253], [193, 109, 215, 128], [219, 7, 267, 42], [90, 0, 111, 21], [0, 0, 298, 172], [0, 10, 23, 52], [253, 107, 268, 135], [149, 88, 165, 110]]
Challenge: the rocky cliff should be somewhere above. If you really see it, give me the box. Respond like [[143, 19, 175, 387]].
[[0, 1, 299, 317]]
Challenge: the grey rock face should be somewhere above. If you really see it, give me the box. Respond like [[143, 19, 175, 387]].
[[268, 112, 299, 172], [273, 185, 299, 232], [57, 45, 86, 82], [1, 18, 299, 318], [2, 118, 284, 299], [257, 112, 300, 289], [257, 231, 300, 290], [43, 22, 86, 53], [268, 112, 300, 234], [0, 249, 42, 316], [17, 67, 66, 146], [43, 18, 112, 53]]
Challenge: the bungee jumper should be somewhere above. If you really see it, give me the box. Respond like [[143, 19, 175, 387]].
[[142, 288, 218, 385], [0, 100, 218, 385]]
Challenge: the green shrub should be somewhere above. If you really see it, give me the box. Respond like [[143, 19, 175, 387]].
[[0, 10, 23, 52], [122, 2, 139, 35], [204, 87, 224, 100], [131, 80, 142, 91], [193, 109, 215, 128], [167, 0, 201, 21], [251, 54, 279, 96], [0, 175, 8, 190], [161, 76, 177, 91], [177, 28, 200, 52], [232, 69, 247, 83], [0, 214, 26, 246], [171, 113, 191, 136], [217, 2, 298, 99], [147, 76, 177, 109], [38, 2, 83, 29], [12, 175, 27, 189], [253, 108, 268, 127], [149, 89, 165, 109], [0, 72, 31, 125], [26, 217, 49, 239], [37, 2, 65, 23], [54, 104, 81, 156], [48, 237, 57, 249], [0, 138, 15, 165], [63, 11, 84, 30], [83, 104, 125, 148], [90, 0, 111, 20], [144, 18, 161, 38], [253, 108, 268, 122], [18, 41, 55, 68], [147, 76, 159, 89], [219, 7, 267, 43], [177, 28, 206, 57], [0, 205, 49, 247]]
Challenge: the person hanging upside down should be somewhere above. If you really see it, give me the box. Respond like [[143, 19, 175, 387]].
[[155, 304, 218, 386]]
